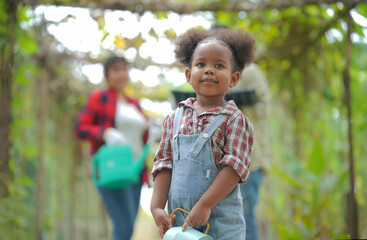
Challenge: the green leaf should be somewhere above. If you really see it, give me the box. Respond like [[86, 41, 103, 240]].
[[17, 35, 38, 55], [156, 11, 167, 19], [17, 5, 30, 23], [307, 139, 325, 176], [0, 37, 6, 50], [270, 166, 302, 188]]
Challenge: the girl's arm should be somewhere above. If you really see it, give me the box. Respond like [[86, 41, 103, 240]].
[[150, 169, 174, 238], [181, 166, 240, 231]]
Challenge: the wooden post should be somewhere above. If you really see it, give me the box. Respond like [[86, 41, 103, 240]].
[[344, 9, 359, 239], [35, 66, 50, 239], [0, 0, 17, 199]]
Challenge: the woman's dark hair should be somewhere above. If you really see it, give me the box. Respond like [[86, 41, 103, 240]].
[[103, 56, 128, 78], [174, 28, 256, 73]]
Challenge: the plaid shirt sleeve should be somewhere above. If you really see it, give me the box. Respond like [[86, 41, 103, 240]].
[[151, 111, 175, 179], [75, 91, 108, 142], [219, 110, 254, 183]]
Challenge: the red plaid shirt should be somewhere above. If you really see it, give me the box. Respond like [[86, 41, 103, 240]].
[[152, 98, 254, 183], [75, 88, 149, 183]]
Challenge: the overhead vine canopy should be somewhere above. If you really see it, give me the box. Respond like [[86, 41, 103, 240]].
[[33, 0, 364, 12], [1, 0, 366, 239]]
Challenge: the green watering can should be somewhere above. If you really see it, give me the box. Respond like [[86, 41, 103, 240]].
[[163, 208, 213, 240], [92, 143, 150, 189]]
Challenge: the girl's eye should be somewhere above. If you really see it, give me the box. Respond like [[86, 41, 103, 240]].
[[216, 64, 224, 68], [197, 63, 205, 67]]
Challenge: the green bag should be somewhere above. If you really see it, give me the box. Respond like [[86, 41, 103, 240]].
[[92, 143, 150, 189]]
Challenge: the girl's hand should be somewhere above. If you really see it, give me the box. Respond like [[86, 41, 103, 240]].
[[181, 203, 211, 231], [151, 208, 175, 238], [181, 166, 240, 232]]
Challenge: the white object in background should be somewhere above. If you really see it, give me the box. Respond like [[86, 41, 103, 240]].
[[103, 128, 128, 146]]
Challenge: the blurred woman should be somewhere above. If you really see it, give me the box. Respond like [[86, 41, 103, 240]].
[[75, 56, 149, 240]]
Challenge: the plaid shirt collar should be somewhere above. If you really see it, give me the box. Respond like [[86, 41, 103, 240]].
[[178, 97, 238, 116]]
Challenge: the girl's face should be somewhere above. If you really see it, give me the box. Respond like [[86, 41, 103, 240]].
[[185, 40, 239, 103], [106, 61, 129, 93]]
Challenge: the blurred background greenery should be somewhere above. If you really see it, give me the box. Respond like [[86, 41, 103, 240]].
[[0, 0, 366, 239]]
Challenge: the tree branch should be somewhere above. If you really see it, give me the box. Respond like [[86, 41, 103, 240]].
[[300, 2, 358, 55]]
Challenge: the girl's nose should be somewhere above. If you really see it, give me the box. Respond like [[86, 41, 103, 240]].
[[204, 66, 214, 74]]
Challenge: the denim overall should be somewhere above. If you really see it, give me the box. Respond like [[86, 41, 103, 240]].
[[168, 107, 246, 240]]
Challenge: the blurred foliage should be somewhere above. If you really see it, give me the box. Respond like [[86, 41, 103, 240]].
[[1, 0, 366, 239], [173, 82, 195, 92]]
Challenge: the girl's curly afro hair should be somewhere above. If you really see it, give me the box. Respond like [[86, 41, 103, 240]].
[[174, 28, 256, 73]]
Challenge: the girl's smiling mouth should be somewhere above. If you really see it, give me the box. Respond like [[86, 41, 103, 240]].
[[201, 78, 217, 84]]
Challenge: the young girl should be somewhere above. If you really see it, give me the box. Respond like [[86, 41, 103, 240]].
[[150, 28, 255, 240]]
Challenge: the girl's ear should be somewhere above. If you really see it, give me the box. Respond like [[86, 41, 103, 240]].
[[229, 71, 240, 88], [185, 68, 191, 84]]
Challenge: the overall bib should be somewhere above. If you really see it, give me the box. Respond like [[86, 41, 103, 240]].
[[168, 107, 246, 240]]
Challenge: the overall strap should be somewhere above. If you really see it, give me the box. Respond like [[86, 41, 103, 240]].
[[172, 106, 184, 161], [173, 106, 184, 137], [189, 114, 227, 157]]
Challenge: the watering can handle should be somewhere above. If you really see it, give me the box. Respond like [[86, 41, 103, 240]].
[[169, 208, 210, 235]]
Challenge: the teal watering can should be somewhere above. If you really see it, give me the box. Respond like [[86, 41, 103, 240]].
[[92, 143, 150, 189], [163, 208, 213, 240]]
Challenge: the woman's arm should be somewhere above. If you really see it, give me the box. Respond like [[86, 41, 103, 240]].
[[150, 169, 173, 238], [181, 166, 240, 231], [75, 91, 107, 141]]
